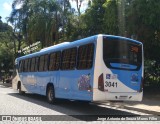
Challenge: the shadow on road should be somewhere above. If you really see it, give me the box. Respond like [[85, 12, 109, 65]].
[[8, 93, 140, 121]]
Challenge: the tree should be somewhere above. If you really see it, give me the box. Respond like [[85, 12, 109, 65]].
[[71, 0, 84, 16], [126, 0, 160, 61], [8, 0, 73, 49], [80, 0, 106, 36], [7, 0, 29, 56], [103, 0, 119, 35], [0, 20, 15, 76]]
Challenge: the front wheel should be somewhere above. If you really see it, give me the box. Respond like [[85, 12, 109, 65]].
[[18, 83, 25, 94], [47, 86, 56, 104]]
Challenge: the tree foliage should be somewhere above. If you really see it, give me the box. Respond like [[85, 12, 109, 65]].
[[0, 18, 15, 76], [0, 0, 159, 84], [8, 0, 73, 48]]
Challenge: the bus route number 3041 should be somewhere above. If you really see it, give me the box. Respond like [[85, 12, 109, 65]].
[[105, 81, 118, 87]]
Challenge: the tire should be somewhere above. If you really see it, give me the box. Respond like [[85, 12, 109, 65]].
[[47, 86, 56, 104], [18, 83, 25, 94]]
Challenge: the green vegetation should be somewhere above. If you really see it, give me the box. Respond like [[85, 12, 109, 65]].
[[0, 0, 159, 91], [0, 16, 15, 78]]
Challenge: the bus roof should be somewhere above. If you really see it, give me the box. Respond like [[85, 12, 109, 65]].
[[105, 35, 142, 45], [40, 42, 70, 52]]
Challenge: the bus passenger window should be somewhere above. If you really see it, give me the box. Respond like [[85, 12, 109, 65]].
[[44, 54, 49, 71], [56, 52, 61, 70], [61, 48, 77, 70], [21, 60, 25, 72], [19, 60, 22, 72], [31, 57, 36, 72], [27, 58, 31, 72], [24, 59, 28, 72], [39, 55, 45, 71], [35, 57, 39, 72], [70, 48, 77, 69], [49, 52, 61, 71], [39, 55, 48, 71], [77, 43, 94, 70]]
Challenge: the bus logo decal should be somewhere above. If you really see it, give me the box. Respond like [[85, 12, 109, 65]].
[[106, 74, 111, 79], [78, 74, 91, 90], [106, 74, 117, 79], [111, 74, 118, 79], [131, 73, 139, 82]]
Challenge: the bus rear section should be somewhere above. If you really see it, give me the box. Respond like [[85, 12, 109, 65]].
[[93, 35, 143, 102]]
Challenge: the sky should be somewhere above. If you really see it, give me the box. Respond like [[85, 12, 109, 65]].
[[0, 0, 13, 22], [0, 0, 89, 23]]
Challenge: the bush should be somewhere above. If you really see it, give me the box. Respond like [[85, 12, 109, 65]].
[[144, 60, 160, 93]]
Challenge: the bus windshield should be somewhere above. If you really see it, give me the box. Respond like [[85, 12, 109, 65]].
[[103, 37, 142, 70]]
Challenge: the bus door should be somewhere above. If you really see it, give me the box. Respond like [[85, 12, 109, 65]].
[[27, 74, 37, 92], [48, 51, 61, 96], [49, 71, 60, 92], [58, 71, 71, 98]]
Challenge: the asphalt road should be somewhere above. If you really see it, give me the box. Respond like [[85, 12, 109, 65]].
[[0, 84, 159, 124]]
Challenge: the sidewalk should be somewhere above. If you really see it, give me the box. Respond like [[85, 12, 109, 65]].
[[123, 96, 160, 115], [0, 82, 12, 87], [0, 82, 159, 115], [125, 94, 160, 115], [98, 94, 160, 115]]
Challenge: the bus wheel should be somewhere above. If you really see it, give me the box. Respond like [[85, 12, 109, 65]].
[[18, 82, 25, 94], [47, 86, 55, 104]]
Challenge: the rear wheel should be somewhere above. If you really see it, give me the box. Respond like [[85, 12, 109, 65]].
[[47, 86, 56, 104]]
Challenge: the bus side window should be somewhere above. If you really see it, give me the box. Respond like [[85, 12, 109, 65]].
[[70, 48, 77, 69], [39, 55, 45, 72], [19, 60, 25, 72], [49, 52, 61, 71], [27, 58, 31, 72], [61, 49, 69, 70], [35, 57, 39, 72], [56, 52, 61, 70], [39, 54, 48, 72], [21, 60, 25, 72], [44, 54, 49, 71], [87, 44, 94, 68], [24, 59, 28, 72], [31, 57, 35, 72], [61, 48, 77, 70], [19, 60, 22, 72], [77, 43, 94, 70], [49, 53, 55, 70]]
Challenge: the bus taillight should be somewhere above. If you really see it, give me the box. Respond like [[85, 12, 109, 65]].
[[98, 73, 104, 91]]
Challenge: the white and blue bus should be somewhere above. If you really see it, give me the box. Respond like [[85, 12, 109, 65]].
[[12, 34, 144, 103]]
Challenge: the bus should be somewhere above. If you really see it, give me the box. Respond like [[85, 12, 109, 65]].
[[12, 34, 144, 103]]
